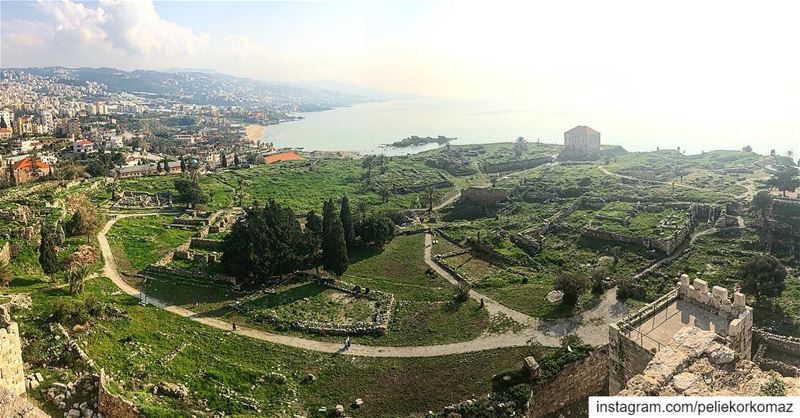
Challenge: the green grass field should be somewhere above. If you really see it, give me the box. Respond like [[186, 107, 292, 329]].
[[106, 215, 195, 272]]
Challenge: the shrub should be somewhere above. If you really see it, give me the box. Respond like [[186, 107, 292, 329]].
[[739, 255, 787, 298], [617, 276, 646, 300], [454, 282, 471, 303], [554, 274, 589, 305], [591, 268, 607, 294], [760, 376, 786, 396]]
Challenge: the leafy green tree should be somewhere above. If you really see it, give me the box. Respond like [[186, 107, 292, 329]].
[[221, 199, 310, 282], [322, 199, 348, 277], [340, 196, 355, 251], [766, 166, 799, 197], [174, 178, 208, 208], [359, 214, 396, 246], [38, 225, 59, 275], [513, 136, 527, 157], [65, 197, 103, 242], [554, 274, 589, 305], [739, 254, 787, 298], [752, 190, 773, 229], [180, 156, 187, 172]]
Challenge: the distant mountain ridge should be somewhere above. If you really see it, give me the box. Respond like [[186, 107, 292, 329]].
[[1, 66, 398, 111]]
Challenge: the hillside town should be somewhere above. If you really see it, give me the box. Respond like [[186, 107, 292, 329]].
[[0, 69, 319, 189]]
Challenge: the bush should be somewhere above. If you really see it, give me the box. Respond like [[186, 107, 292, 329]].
[[617, 276, 646, 300], [554, 274, 589, 305], [760, 376, 786, 396], [51, 295, 120, 325], [739, 255, 787, 298], [591, 268, 607, 294], [454, 282, 471, 303]]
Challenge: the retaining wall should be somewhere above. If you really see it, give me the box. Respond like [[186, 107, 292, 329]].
[[527, 345, 609, 417]]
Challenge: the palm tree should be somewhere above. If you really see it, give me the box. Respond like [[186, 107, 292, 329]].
[[65, 264, 94, 295]]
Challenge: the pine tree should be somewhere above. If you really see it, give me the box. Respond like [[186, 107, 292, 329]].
[[322, 199, 348, 277], [340, 196, 355, 251], [38, 225, 59, 275]]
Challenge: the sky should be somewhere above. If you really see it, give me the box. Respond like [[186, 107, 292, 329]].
[[1, 0, 798, 153]]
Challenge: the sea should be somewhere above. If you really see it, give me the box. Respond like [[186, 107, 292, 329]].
[[260, 97, 799, 158]]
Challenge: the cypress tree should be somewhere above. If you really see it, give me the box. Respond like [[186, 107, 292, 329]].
[[221, 153, 228, 167], [322, 199, 348, 277], [38, 225, 59, 275], [340, 196, 354, 251]]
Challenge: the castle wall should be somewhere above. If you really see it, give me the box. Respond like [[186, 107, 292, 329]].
[[527, 345, 609, 417], [0, 307, 25, 397], [608, 322, 655, 395]]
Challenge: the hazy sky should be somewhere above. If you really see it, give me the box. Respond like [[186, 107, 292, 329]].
[[1, 0, 798, 153]]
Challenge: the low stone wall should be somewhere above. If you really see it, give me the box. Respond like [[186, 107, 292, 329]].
[[461, 186, 511, 206], [141, 265, 236, 286], [581, 221, 691, 254], [98, 369, 140, 418], [0, 307, 25, 397], [190, 237, 224, 251], [483, 156, 552, 173], [753, 328, 800, 377], [527, 345, 609, 417], [245, 274, 395, 336]]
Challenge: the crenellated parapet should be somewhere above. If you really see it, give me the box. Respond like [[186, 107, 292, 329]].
[[676, 274, 753, 359]]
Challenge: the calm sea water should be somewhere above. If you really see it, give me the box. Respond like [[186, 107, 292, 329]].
[[260, 98, 798, 157]]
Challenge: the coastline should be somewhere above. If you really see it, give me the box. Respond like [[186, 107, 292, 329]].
[[245, 124, 266, 143]]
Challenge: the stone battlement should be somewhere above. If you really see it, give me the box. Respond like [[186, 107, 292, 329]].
[[609, 275, 753, 394]]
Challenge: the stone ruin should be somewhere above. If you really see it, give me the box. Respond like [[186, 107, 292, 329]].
[[113, 190, 172, 209], [0, 306, 25, 397], [609, 275, 753, 394], [620, 326, 799, 396]]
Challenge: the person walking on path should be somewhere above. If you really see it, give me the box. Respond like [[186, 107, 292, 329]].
[[344, 336, 351, 350], [232, 322, 237, 332]]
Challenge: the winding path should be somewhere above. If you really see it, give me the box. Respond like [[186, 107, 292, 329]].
[[97, 213, 622, 357]]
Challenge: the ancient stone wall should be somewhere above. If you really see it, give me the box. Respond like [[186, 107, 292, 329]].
[[190, 238, 224, 252], [753, 329, 800, 377], [608, 322, 656, 395], [527, 345, 609, 417], [461, 186, 510, 206], [483, 156, 552, 173], [98, 370, 139, 418], [0, 306, 25, 397]]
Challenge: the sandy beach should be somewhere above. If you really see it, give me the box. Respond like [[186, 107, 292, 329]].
[[245, 124, 266, 143]]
